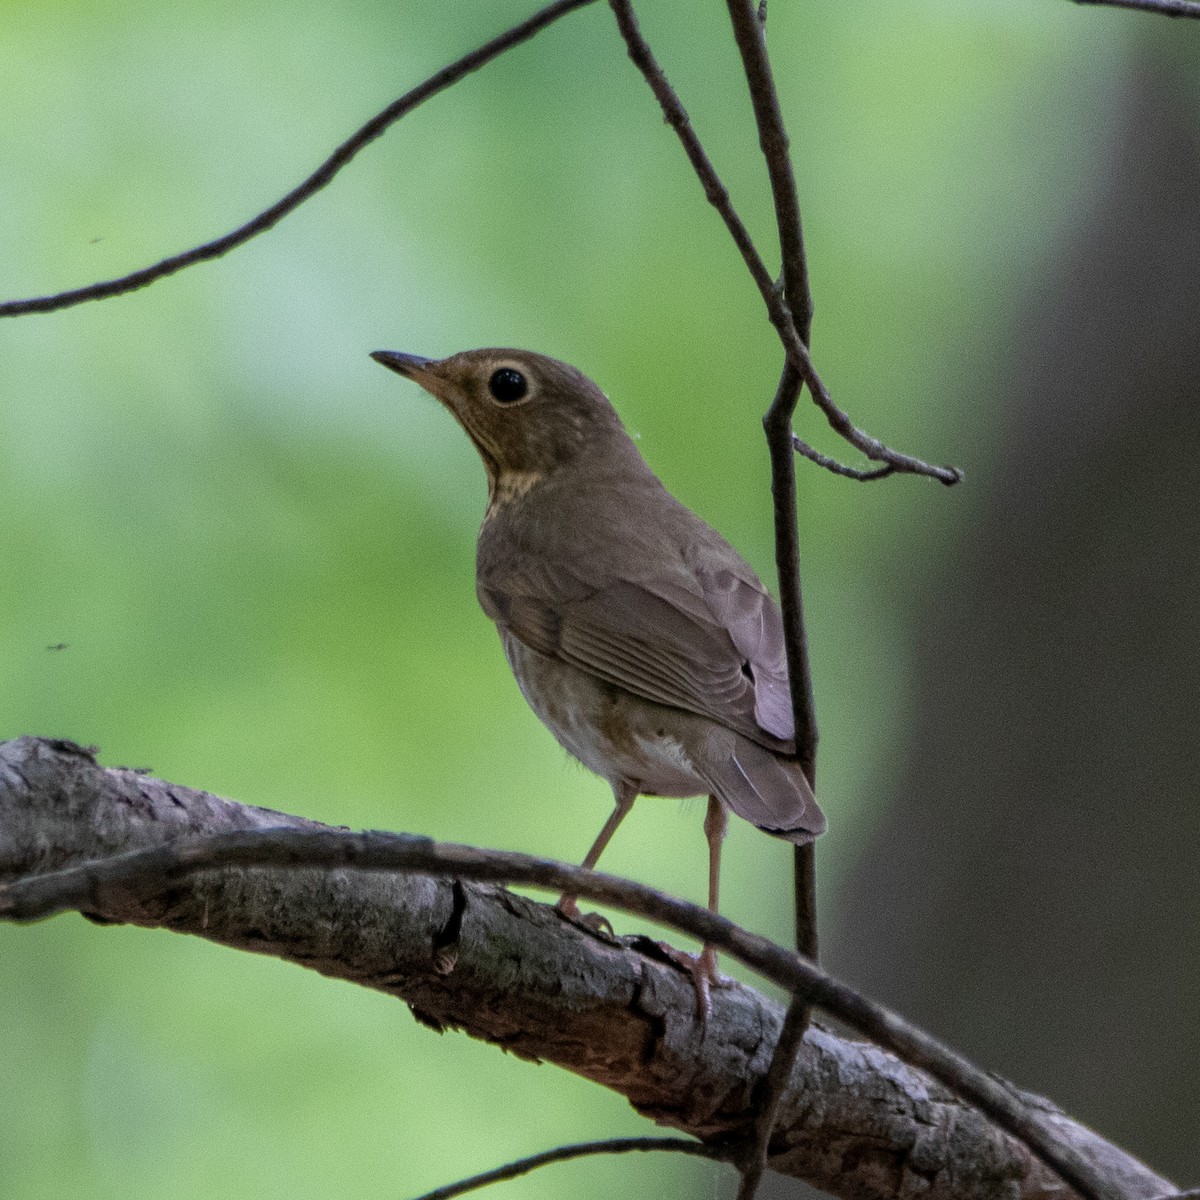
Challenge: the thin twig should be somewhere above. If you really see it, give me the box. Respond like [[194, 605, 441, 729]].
[[763, 364, 820, 951], [607, 0, 821, 964], [0, 825, 1134, 1200], [734, 992, 812, 1199], [717, 1, 961, 480], [410, 1137, 720, 1200], [769, 298, 962, 482], [1073, 0, 1200, 15], [758, 316, 816, 1200], [606, 0, 779, 306], [764, 367, 819, 774], [608, 16, 819, 1188], [792, 436, 897, 481], [719, 0, 961, 485], [0, 0, 597, 318], [723, 0, 811, 337]]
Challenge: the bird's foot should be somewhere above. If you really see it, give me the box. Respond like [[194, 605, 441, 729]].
[[555, 894, 615, 937], [655, 941, 721, 1024]]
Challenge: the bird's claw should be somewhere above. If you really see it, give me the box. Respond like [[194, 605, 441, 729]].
[[555, 896, 616, 937], [655, 941, 721, 1024]]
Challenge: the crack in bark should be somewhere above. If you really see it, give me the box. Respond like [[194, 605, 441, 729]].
[[433, 878, 468, 975], [629, 963, 669, 1066]]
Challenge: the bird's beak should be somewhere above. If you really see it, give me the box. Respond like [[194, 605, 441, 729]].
[[371, 350, 437, 381], [371, 349, 461, 414]]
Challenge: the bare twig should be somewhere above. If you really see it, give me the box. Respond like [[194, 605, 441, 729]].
[[607, 15, 821, 1188], [763, 364, 820, 940], [778, 322, 963, 483], [717, 0, 960, 503], [607, 0, 778, 306], [793, 436, 897, 481], [410, 1137, 721, 1200], [0, 821, 1141, 1200], [734, 992, 812, 1199], [0, 0, 597, 318], [723, 0, 811, 335], [1073, 0, 1200, 15]]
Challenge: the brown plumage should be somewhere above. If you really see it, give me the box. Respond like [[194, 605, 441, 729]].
[[372, 347, 824, 1005]]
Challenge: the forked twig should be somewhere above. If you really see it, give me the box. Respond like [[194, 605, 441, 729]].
[[605, 19, 820, 1194], [0, 0, 597, 318], [723, 4, 820, 1191], [606, 0, 962, 489], [762, 361, 819, 936]]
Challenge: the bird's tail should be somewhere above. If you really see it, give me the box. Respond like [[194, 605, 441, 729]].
[[701, 734, 825, 844]]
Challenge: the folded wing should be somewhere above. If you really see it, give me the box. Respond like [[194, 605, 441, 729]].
[[479, 552, 794, 751]]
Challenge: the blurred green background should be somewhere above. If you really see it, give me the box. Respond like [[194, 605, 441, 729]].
[[2, 1, 1198, 1197]]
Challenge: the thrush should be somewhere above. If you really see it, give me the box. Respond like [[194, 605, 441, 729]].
[[371, 347, 825, 1007]]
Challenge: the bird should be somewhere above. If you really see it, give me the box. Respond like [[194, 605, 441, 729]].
[[371, 347, 825, 1009]]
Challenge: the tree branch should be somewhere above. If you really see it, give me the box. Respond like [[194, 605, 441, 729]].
[[604, 28, 956, 1176], [0, 737, 1173, 1200], [0, 0, 597, 318]]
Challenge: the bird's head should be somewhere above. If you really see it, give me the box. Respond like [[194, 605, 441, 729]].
[[371, 348, 632, 494]]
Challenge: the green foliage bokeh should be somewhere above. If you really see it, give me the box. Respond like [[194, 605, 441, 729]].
[[0, 1, 1157, 1196]]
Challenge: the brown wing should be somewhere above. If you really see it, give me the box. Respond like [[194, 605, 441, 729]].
[[666, 560, 794, 742], [479, 555, 794, 750]]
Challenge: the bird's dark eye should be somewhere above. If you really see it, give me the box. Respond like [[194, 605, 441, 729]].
[[488, 368, 528, 404]]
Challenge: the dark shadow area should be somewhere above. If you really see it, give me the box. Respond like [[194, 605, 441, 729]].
[[831, 48, 1200, 1184]]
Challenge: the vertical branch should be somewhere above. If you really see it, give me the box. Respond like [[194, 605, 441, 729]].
[[724, 1, 812, 337], [762, 367, 818, 777], [719, 11, 824, 1191], [723, 0, 819, 963], [765, 366, 819, 960]]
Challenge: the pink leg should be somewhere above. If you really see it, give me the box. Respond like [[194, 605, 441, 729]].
[[557, 782, 636, 920], [693, 795, 729, 1018]]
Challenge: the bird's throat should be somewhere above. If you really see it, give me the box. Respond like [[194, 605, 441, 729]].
[[485, 468, 546, 519]]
